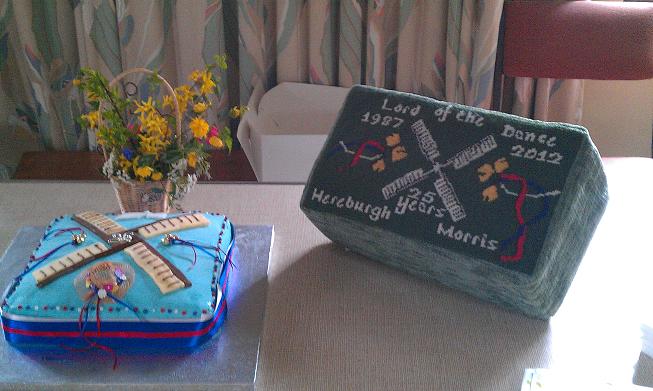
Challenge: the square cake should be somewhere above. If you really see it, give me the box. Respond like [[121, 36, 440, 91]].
[[1, 211, 234, 355]]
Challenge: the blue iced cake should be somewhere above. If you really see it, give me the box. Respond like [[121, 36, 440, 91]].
[[1, 211, 234, 355]]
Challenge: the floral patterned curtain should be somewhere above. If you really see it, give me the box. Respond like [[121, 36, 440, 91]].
[[0, 0, 230, 177], [0, 0, 584, 178], [237, 0, 583, 121]]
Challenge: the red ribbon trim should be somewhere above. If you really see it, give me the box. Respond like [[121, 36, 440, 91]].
[[3, 298, 225, 339]]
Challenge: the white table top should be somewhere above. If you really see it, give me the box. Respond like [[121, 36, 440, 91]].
[[0, 157, 651, 390]]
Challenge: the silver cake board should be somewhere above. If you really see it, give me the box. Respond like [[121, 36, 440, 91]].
[[0, 225, 273, 390]]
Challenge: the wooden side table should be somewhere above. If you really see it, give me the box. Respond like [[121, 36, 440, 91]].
[[13, 150, 257, 182]]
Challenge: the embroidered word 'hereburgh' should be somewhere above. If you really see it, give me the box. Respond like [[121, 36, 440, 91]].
[[311, 188, 391, 222]]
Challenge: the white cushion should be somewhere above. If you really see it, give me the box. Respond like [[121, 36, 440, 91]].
[[256, 82, 349, 135], [238, 82, 349, 182]]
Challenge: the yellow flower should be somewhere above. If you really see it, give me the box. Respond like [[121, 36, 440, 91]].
[[189, 117, 209, 139], [175, 85, 193, 113], [193, 102, 209, 114], [134, 97, 156, 116], [229, 106, 243, 119], [208, 135, 224, 148], [72, 79, 81, 86], [214, 54, 228, 70], [118, 156, 131, 171], [138, 134, 166, 155], [151, 171, 163, 181], [83, 110, 100, 129], [135, 166, 153, 180], [187, 152, 197, 168], [86, 91, 100, 102], [141, 111, 170, 137], [199, 71, 216, 95], [189, 70, 203, 83], [162, 95, 174, 109], [176, 85, 191, 98]]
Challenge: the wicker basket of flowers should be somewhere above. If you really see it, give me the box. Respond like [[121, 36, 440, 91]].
[[74, 57, 243, 212]]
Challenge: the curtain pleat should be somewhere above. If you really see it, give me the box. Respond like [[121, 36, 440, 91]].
[[179, 0, 231, 130], [276, 0, 307, 83], [307, 0, 337, 85], [7, 0, 82, 151], [365, 0, 399, 89], [238, 0, 276, 106], [338, 0, 364, 87], [396, 0, 447, 99], [445, 0, 502, 108], [511, 78, 584, 124]]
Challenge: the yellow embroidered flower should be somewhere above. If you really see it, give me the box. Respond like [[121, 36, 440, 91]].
[[151, 171, 163, 181], [193, 102, 209, 114], [189, 70, 203, 83], [189, 117, 209, 139], [199, 71, 216, 95], [208, 135, 224, 148], [135, 165, 153, 180], [187, 152, 197, 168]]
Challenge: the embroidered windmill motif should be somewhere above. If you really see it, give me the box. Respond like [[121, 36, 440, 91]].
[[31, 211, 209, 294], [380, 120, 498, 222]]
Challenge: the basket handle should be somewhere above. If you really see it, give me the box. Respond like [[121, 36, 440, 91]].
[[97, 67, 182, 153]]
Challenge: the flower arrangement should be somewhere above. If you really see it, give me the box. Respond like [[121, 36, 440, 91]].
[[74, 55, 245, 210]]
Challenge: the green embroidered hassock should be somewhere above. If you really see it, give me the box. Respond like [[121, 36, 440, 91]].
[[300, 85, 608, 319]]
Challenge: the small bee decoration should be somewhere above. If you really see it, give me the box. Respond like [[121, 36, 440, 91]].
[[72, 232, 87, 245], [161, 233, 179, 246], [108, 232, 134, 244]]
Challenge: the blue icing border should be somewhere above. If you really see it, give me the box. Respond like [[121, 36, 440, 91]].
[[2, 212, 232, 321]]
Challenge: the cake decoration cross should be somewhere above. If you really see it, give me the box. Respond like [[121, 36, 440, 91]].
[[31, 211, 209, 294]]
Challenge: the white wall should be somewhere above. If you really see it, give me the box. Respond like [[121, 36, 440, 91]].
[[581, 78, 653, 158]]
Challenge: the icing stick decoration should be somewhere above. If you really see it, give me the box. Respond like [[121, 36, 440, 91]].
[[31, 242, 134, 287], [113, 211, 169, 220], [73, 212, 126, 241], [136, 213, 209, 238], [123, 242, 190, 294], [19, 232, 88, 282]]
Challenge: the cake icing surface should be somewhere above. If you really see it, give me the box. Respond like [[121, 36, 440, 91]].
[[1, 211, 234, 352]]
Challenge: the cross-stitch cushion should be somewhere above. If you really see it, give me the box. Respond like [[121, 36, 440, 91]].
[[300, 85, 608, 319]]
